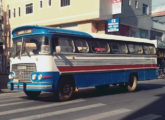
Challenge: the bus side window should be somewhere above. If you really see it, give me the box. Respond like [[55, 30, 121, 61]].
[[149, 46, 156, 55], [90, 40, 110, 54], [54, 37, 75, 53], [128, 43, 143, 54], [135, 44, 143, 54], [143, 45, 156, 55], [110, 41, 127, 54], [74, 39, 89, 53]]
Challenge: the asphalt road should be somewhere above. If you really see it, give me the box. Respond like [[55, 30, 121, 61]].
[[0, 79, 165, 120]]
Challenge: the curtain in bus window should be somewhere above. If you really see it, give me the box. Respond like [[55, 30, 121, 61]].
[[149, 46, 156, 55], [90, 40, 110, 54], [128, 43, 143, 54], [143, 45, 150, 54], [143, 45, 156, 55], [74, 39, 89, 53], [110, 42, 128, 54], [57, 37, 75, 53]]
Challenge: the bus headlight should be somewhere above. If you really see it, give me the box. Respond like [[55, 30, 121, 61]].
[[32, 74, 37, 80], [38, 74, 43, 80]]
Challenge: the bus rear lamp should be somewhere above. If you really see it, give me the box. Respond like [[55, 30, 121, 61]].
[[32, 74, 37, 80], [38, 74, 43, 80]]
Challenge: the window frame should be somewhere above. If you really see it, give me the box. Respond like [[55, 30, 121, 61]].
[[143, 4, 149, 15], [127, 42, 143, 55], [40, 0, 43, 8], [13, 8, 16, 18], [89, 39, 110, 54], [48, 0, 52, 6], [135, 1, 138, 9], [128, 0, 131, 6], [8, 9, 11, 18], [60, 0, 70, 7], [25, 3, 33, 14], [109, 41, 128, 54], [18, 7, 21, 16], [52, 36, 75, 54], [74, 39, 89, 53]]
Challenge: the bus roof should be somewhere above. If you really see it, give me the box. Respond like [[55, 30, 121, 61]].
[[12, 25, 157, 46], [90, 33, 157, 46], [12, 25, 93, 38]]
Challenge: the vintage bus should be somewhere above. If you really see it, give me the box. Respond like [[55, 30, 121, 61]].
[[8, 25, 157, 101]]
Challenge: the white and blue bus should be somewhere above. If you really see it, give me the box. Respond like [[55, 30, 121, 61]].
[[8, 25, 158, 101]]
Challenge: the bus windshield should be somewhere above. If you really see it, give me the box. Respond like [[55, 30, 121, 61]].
[[11, 36, 50, 57]]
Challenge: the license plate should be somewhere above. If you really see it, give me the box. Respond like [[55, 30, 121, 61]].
[[13, 79, 19, 83]]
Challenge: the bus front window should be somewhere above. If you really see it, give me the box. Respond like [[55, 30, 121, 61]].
[[11, 36, 50, 57]]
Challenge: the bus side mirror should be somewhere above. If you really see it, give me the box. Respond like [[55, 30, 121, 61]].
[[56, 46, 61, 53]]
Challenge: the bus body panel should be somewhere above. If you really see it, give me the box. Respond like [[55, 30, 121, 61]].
[[73, 69, 157, 88], [9, 56, 60, 91], [11, 56, 58, 72]]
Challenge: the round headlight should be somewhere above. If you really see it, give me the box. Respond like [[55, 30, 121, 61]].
[[9, 73, 15, 79], [32, 74, 37, 80], [8, 74, 13, 79], [38, 74, 43, 80]]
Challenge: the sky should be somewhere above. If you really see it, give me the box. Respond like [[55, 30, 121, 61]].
[[152, 0, 165, 13]]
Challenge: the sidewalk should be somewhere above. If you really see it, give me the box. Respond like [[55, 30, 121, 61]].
[[0, 89, 12, 93]]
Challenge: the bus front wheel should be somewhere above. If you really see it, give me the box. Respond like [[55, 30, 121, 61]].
[[127, 75, 137, 92], [57, 78, 75, 101], [24, 91, 41, 99]]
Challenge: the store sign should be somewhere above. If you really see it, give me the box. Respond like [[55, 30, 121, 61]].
[[107, 18, 120, 32], [112, 0, 122, 15]]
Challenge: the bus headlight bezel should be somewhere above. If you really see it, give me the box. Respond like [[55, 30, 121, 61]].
[[9, 72, 15, 79], [38, 74, 43, 80], [32, 74, 37, 80]]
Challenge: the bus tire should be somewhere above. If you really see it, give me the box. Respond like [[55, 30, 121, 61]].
[[127, 75, 137, 92], [58, 77, 75, 101], [24, 91, 41, 99]]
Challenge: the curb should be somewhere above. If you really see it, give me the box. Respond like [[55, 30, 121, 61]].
[[0, 89, 13, 93]]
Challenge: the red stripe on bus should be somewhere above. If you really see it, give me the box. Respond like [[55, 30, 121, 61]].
[[57, 64, 157, 72]]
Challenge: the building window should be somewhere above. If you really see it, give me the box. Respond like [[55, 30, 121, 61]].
[[13, 8, 16, 17], [26, 3, 33, 14], [48, 0, 51, 6], [143, 4, 148, 15], [61, 0, 70, 7], [18, 7, 21, 16], [135, 1, 138, 8], [129, 0, 131, 6], [40, 0, 43, 8], [8, 10, 11, 18]]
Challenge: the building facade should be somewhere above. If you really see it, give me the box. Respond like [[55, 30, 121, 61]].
[[151, 11, 165, 66], [115, 0, 152, 39], [0, 0, 5, 73], [152, 11, 165, 41], [3, 0, 152, 55]]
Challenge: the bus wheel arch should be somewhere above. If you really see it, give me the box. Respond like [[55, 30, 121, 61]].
[[127, 73, 138, 92], [57, 75, 76, 101]]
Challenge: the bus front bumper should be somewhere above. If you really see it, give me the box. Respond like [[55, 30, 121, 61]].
[[8, 82, 53, 92]]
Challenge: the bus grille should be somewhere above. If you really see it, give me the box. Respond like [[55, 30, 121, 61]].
[[12, 63, 37, 82]]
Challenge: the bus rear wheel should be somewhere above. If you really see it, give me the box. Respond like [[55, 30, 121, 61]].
[[127, 75, 137, 92], [24, 91, 41, 99], [57, 78, 75, 101]]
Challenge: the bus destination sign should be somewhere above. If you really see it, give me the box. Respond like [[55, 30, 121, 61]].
[[16, 29, 33, 36]]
